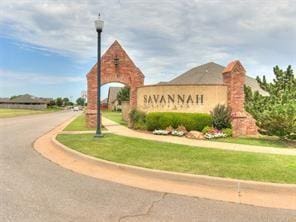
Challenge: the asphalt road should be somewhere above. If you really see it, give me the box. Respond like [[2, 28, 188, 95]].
[[0, 111, 295, 222]]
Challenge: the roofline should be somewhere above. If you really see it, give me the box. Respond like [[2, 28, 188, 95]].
[[137, 83, 228, 89]]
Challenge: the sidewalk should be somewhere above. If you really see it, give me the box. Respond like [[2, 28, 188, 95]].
[[102, 117, 296, 156]]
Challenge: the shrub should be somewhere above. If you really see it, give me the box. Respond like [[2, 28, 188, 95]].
[[211, 104, 231, 130], [165, 125, 174, 133], [222, 128, 232, 137], [129, 109, 146, 130], [176, 125, 187, 133], [146, 112, 212, 131], [202, 126, 215, 134]]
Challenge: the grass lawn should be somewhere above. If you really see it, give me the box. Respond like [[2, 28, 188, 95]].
[[57, 133, 296, 184], [102, 111, 127, 126], [214, 136, 295, 149], [0, 108, 60, 118], [63, 114, 96, 131]]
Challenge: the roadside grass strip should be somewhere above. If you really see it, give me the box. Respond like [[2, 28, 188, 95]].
[[214, 137, 295, 149], [102, 111, 127, 126], [63, 114, 95, 131], [0, 108, 60, 118], [57, 133, 296, 184]]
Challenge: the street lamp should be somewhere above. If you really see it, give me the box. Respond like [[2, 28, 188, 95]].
[[95, 14, 104, 137]]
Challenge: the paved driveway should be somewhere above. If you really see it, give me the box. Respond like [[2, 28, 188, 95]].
[[0, 111, 295, 222]]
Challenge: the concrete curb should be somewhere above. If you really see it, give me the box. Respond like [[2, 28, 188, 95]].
[[33, 116, 296, 210]]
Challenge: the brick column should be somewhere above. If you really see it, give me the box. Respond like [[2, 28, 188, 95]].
[[222, 60, 258, 137]]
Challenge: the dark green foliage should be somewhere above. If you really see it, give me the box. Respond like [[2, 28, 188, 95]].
[[62, 97, 72, 106], [117, 87, 130, 105], [211, 104, 231, 130], [76, 97, 85, 106], [245, 65, 296, 139], [56, 97, 63, 107], [146, 112, 212, 131], [129, 109, 146, 130]]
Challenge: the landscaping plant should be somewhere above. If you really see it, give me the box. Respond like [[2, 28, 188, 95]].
[[210, 104, 231, 130], [245, 65, 296, 139], [146, 112, 212, 131], [153, 129, 169, 135], [128, 109, 146, 130]]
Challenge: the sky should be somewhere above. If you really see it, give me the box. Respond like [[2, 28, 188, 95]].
[[0, 0, 295, 101]]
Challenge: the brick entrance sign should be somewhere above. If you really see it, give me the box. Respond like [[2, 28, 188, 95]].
[[86, 40, 145, 127], [222, 60, 258, 137]]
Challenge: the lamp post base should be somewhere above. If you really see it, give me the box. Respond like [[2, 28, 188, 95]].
[[94, 132, 104, 138]]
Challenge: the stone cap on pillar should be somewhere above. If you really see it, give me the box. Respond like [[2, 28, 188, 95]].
[[222, 60, 246, 74]]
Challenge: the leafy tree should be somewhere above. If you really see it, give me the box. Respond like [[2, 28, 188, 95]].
[[245, 65, 296, 139], [62, 97, 70, 106], [210, 104, 231, 130], [55, 97, 63, 107], [117, 87, 130, 105], [76, 97, 85, 106]]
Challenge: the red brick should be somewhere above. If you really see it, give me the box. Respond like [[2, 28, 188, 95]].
[[86, 40, 144, 128], [223, 60, 258, 137]]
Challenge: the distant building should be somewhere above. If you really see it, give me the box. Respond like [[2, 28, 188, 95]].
[[100, 98, 108, 110], [158, 62, 268, 96], [107, 87, 123, 111], [0, 94, 51, 110]]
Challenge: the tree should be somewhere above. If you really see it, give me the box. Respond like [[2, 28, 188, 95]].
[[117, 87, 130, 105], [55, 97, 63, 107], [10, 95, 17, 100], [245, 65, 296, 139], [76, 97, 85, 106], [62, 97, 70, 106]]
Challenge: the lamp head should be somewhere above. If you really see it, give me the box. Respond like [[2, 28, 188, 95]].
[[95, 13, 104, 32]]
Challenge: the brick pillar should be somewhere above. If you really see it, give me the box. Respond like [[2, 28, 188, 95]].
[[222, 60, 258, 137], [85, 61, 95, 128]]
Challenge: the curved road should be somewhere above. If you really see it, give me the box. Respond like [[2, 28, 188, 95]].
[[0, 111, 295, 222]]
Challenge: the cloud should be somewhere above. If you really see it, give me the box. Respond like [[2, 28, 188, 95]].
[[0, 69, 84, 85], [0, 0, 296, 83]]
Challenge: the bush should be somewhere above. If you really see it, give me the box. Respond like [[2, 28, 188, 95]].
[[129, 109, 146, 130], [146, 112, 212, 131], [211, 104, 231, 130], [222, 128, 232, 137], [202, 126, 215, 134]]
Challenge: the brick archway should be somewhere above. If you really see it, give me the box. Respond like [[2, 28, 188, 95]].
[[86, 40, 145, 127]]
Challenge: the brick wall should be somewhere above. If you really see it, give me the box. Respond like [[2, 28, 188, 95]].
[[222, 60, 258, 137], [86, 40, 144, 128]]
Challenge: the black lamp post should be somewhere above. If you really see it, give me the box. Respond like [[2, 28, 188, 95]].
[[95, 15, 104, 137]]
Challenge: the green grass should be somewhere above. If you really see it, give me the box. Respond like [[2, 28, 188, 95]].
[[63, 114, 95, 131], [102, 111, 127, 126], [0, 108, 60, 118], [57, 133, 296, 184], [214, 137, 295, 148]]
